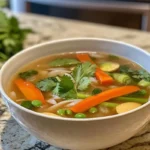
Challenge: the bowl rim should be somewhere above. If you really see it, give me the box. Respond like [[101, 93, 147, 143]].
[[0, 37, 150, 122]]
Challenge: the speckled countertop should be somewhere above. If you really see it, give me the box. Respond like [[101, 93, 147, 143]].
[[1, 11, 150, 150]]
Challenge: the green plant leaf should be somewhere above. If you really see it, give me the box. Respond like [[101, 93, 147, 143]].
[[49, 58, 80, 67], [77, 77, 91, 91]]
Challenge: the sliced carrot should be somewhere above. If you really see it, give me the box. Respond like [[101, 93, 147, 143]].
[[71, 86, 140, 113], [15, 78, 46, 104], [76, 53, 114, 85], [95, 68, 113, 85], [76, 53, 95, 64]]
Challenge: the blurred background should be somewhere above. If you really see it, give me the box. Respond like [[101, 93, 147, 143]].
[[2, 0, 150, 31]]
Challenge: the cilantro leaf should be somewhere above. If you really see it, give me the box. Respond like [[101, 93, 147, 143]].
[[59, 75, 74, 92], [49, 58, 80, 67], [52, 83, 60, 96], [52, 75, 77, 99], [60, 89, 77, 99], [72, 62, 96, 86], [19, 70, 38, 79], [36, 77, 57, 92], [0, 11, 32, 62], [119, 65, 150, 82], [77, 77, 91, 91]]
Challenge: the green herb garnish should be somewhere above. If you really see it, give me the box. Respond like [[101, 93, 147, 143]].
[[92, 88, 102, 95], [21, 101, 33, 109], [119, 65, 150, 82], [49, 58, 80, 67], [19, 70, 38, 79], [0, 11, 32, 62], [36, 77, 57, 92]]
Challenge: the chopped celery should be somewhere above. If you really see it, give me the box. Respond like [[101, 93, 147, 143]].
[[112, 73, 132, 85], [138, 79, 150, 87]]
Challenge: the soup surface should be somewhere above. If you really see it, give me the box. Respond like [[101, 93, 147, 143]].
[[7, 52, 150, 118]]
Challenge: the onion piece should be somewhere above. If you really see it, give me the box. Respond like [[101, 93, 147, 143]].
[[48, 70, 71, 77], [47, 98, 57, 105], [48, 100, 82, 112]]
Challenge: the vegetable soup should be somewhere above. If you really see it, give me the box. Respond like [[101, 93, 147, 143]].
[[7, 52, 150, 118]]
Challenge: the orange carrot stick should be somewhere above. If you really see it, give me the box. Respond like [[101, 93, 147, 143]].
[[15, 78, 46, 104], [71, 86, 140, 113], [95, 68, 113, 85], [76, 53, 95, 64], [76, 53, 114, 85]]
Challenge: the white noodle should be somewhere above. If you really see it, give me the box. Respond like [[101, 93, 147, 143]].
[[47, 99, 57, 105], [48, 99, 82, 112], [48, 70, 71, 77]]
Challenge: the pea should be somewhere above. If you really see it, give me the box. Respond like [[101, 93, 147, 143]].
[[75, 113, 86, 118], [21, 101, 33, 109], [31, 100, 42, 107], [89, 107, 98, 114], [66, 109, 73, 115], [57, 109, 66, 116]]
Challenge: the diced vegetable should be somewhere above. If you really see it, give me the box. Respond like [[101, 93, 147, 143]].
[[115, 97, 148, 104], [49, 58, 80, 67], [92, 88, 102, 95], [77, 93, 90, 99], [112, 73, 132, 85], [100, 102, 119, 108], [74, 113, 86, 118], [89, 107, 98, 114], [95, 68, 114, 85], [138, 79, 150, 87], [99, 62, 120, 72], [31, 100, 42, 107], [70, 86, 140, 113], [76, 53, 94, 64], [116, 102, 141, 114], [15, 78, 46, 104], [19, 70, 38, 80], [76, 53, 114, 85], [21, 101, 33, 109], [57, 109, 66, 116]]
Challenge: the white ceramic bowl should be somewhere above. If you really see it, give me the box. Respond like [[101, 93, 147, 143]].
[[0, 38, 150, 150]]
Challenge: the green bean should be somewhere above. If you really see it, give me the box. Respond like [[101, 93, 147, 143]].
[[89, 107, 98, 113], [100, 102, 119, 108], [116, 97, 148, 104], [57, 109, 66, 116], [75, 113, 86, 118]]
